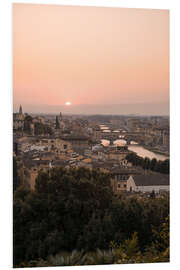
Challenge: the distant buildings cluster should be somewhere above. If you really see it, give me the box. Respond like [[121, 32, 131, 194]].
[[13, 105, 169, 196]]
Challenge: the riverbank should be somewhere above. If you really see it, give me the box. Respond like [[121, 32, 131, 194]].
[[127, 145, 168, 161], [143, 146, 169, 158]]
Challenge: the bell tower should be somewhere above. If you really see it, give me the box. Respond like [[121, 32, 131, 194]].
[[19, 105, 23, 114], [59, 112, 62, 121]]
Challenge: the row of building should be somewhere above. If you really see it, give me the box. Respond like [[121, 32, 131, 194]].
[[13, 106, 169, 195]]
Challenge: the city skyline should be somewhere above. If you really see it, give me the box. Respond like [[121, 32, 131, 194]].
[[13, 4, 169, 115], [13, 102, 169, 116]]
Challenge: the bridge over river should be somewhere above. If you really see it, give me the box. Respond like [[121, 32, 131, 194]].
[[99, 125, 168, 161], [100, 130, 145, 145]]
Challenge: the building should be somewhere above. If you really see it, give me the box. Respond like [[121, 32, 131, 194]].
[[127, 174, 169, 193], [106, 146, 130, 161], [60, 134, 89, 153], [163, 130, 170, 149], [111, 168, 140, 193], [22, 158, 68, 190], [13, 105, 24, 130], [93, 127, 101, 141]]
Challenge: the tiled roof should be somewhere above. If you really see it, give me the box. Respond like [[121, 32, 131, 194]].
[[133, 174, 169, 186]]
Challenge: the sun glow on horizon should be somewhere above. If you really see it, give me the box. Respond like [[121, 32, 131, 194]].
[[65, 101, 71, 106]]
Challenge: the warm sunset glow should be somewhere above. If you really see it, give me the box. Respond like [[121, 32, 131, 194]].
[[65, 101, 71, 106], [13, 4, 169, 115]]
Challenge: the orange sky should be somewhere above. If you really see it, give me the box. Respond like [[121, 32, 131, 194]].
[[13, 4, 169, 114]]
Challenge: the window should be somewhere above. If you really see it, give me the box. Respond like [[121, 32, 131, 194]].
[[124, 184, 127, 188], [118, 184, 121, 188], [64, 144, 67, 149]]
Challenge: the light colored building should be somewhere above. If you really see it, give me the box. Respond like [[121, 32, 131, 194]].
[[13, 105, 24, 130], [127, 174, 169, 193], [111, 168, 139, 193]]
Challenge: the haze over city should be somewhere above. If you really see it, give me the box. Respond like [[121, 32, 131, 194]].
[[13, 4, 170, 267], [13, 4, 169, 115]]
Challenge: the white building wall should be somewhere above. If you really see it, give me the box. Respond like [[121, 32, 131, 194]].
[[127, 176, 169, 193], [127, 176, 136, 191], [135, 185, 169, 193]]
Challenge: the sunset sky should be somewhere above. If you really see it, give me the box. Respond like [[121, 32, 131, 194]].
[[13, 4, 169, 115]]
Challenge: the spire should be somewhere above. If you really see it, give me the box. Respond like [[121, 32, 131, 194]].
[[19, 105, 23, 114], [55, 115, 60, 129]]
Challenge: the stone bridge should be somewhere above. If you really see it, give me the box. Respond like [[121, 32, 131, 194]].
[[100, 131, 145, 145]]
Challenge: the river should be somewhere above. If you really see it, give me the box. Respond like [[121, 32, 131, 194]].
[[100, 126, 168, 161]]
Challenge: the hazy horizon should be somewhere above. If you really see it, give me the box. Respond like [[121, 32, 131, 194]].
[[13, 4, 169, 115], [13, 102, 169, 116]]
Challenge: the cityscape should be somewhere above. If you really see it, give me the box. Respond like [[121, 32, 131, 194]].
[[13, 107, 169, 192], [13, 3, 169, 268], [13, 106, 170, 267]]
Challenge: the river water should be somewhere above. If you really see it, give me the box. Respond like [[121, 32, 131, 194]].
[[100, 126, 168, 161]]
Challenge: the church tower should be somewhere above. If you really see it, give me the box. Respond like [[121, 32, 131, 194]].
[[59, 112, 62, 121], [55, 115, 60, 129], [19, 105, 23, 115]]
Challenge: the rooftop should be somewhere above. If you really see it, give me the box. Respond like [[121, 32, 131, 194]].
[[133, 174, 169, 186]]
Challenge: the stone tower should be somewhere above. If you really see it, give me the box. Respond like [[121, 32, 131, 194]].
[[55, 115, 60, 129], [19, 105, 23, 114], [59, 112, 62, 121]]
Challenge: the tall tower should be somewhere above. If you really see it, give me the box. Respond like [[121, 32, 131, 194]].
[[59, 112, 62, 121], [55, 116, 60, 129], [19, 105, 23, 114]]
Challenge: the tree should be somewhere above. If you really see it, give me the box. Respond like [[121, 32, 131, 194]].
[[126, 153, 169, 174], [143, 157, 151, 170], [13, 157, 20, 192], [150, 158, 157, 171], [150, 190, 156, 199], [151, 215, 169, 252], [13, 167, 169, 267]]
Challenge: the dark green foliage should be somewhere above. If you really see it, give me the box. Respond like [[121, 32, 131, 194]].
[[126, 153, 169, 174], [13, 157, 20, 192], [16, 229, 169, 267], [13, 167, 169, 267], [151, 215, 169, 252]]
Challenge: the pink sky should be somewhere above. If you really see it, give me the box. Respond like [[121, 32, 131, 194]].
[[13, 4, 169, 114]]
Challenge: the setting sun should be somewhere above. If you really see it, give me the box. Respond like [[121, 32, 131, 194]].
[[65, 101, 71, 106]]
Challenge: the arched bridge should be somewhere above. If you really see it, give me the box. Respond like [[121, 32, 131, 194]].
[[100, 131, 145, 145]]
